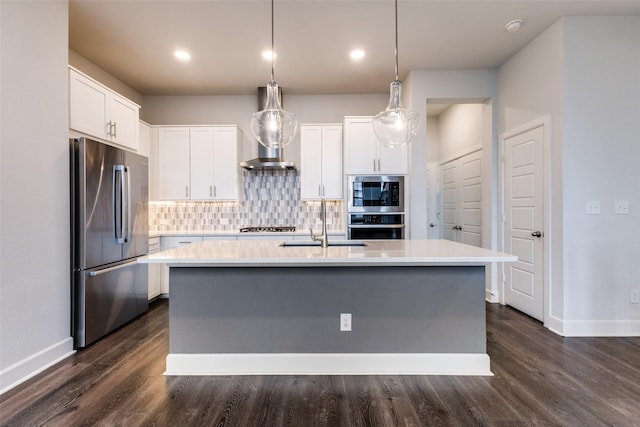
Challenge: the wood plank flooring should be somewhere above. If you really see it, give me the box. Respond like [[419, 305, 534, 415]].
[[2, 300, 639, 426]]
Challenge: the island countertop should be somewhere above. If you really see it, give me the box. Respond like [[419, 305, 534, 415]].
[[139, 239, 516, 267]]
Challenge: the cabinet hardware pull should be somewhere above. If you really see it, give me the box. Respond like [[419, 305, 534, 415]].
[[378, 158, 381, 171], [113, 122, 117, 138], [210, 185, 213, 197], [373, 159, 376, 171]]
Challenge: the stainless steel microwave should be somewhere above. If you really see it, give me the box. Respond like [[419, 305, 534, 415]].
[[347, 175, 404, 213]]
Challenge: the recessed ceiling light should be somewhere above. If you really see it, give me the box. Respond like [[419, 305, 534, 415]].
[[174, 50, 191, 61], [262, 50, 276, 60], [350, 49, 365, 60], [505, 19, 524, 32]]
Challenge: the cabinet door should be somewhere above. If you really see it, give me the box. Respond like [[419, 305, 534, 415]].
[[158, 127, 190, 200], [378, 143, 408, 174], [321, 125, 343, 199], [69, 70, 109, 139], [344, 118, 377, 174], [159, 236, 203, 294], [109, 94, 139, 150], [190, 127, 215, 200], [212, 127, 239, 200], [300, 125, 323, 199]]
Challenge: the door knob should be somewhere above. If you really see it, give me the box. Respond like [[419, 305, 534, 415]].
[[531, 231, 542, 238], [429, 223, 436, 228]]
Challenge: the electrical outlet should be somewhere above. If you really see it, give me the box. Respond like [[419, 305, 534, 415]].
[[631, 289, 640, 304], [586, 200, 600, 215], [615, 200, 630, 215], [340, 313, 352, 331]]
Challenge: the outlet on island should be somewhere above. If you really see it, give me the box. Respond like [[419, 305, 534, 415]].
[[340, 313, 352, 331]]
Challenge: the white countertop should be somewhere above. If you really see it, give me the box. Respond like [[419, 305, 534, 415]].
[[139, 239, 517, 267]]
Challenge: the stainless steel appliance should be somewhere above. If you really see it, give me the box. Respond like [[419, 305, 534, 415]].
[[70, 137, 149, 348], [348, 214, 405, 240], [240, 87, 296, 170], [347, 175, 404, 213]]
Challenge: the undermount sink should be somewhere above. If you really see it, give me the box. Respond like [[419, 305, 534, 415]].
[[279, 240, 368, 247]]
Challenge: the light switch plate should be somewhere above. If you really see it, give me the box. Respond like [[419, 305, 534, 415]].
[[586, 200, 600, 215], [614, 200, 629, 215]]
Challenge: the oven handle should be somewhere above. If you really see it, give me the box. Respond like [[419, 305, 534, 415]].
[[347, 224, 405, 229]]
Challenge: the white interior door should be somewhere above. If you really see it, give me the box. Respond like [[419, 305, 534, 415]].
[[504, 126, 544, 321], [460, 151, 482, 247], [440, 162, 457, 241]]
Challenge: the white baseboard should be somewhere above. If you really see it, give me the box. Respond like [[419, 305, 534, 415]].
[[555, 318, 640, 337], [485, 289, 499, 303], [165, 353, 493, 376], [0, 338, 75, 395]]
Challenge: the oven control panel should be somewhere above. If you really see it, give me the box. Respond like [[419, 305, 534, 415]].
[[349, 214, 404, 225]]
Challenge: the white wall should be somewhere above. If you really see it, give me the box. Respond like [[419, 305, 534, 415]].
[[498, 16, 640, 336], [437, 104, 484, 164], [0, 0, 74, 393], [561, 16, 640, 333]]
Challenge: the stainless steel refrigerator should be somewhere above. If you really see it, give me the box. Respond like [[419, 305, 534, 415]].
[[70, 137, 149, 348]]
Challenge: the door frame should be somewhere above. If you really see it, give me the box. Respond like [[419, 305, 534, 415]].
[[498, 115, 552, 324]]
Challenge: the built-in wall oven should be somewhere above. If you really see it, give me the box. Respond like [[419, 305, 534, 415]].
[[347, 176, 405, 239]]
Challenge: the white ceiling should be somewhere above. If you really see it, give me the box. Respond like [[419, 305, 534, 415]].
[[69, 0, 640, 96]]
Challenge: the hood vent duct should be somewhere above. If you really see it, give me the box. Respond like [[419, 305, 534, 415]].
[[240, 87, 296, 171]]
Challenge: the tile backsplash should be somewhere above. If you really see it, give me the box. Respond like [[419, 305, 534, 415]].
[[150, 170, 344, 233]]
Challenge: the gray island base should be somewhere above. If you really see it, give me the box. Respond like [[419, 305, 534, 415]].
[[140, 239, 517, 376]]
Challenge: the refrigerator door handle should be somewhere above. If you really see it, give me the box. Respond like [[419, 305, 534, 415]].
[[113, 165, 125, 244], [87, 259, 139, 277], [125, 165, 131, 243]]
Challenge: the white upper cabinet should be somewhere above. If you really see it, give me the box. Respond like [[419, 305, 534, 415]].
[[157, 125, 240, 201], [158, 127, 191, 200], [211, 127, 241, 200], [343, 116, 408, 175], [69, 67, 140, 151], [300, 124, 343, 200]]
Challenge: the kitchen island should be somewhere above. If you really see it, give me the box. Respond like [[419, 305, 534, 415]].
[[140, 239, 516, 376]]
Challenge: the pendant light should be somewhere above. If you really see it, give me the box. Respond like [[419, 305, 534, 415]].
[[373, 0, 420, 149], [250, 0, 297, 149]]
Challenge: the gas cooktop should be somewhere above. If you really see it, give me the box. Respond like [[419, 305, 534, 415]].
[[239, 226, 296, 233]]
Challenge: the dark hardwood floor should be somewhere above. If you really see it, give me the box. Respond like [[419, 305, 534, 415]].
[[2, 299, 639, 426]]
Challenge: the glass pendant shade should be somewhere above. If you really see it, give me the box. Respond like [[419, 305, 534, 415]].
[[251, 80, 297, 149], [373, 80, 420, 148]]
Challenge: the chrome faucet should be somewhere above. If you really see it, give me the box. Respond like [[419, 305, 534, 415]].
[[310, 199, 329, 248]]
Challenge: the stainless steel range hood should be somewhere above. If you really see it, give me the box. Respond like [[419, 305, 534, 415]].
[[240, 87, 296, 171]]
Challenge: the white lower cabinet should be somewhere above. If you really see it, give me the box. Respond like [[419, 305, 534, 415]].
[[148, 237, 161, 300], [159, 236, 203, 295]]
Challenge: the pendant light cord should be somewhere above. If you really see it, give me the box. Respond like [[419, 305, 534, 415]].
[[271, 0, 275, 82], [394, 0, 399, 81]]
